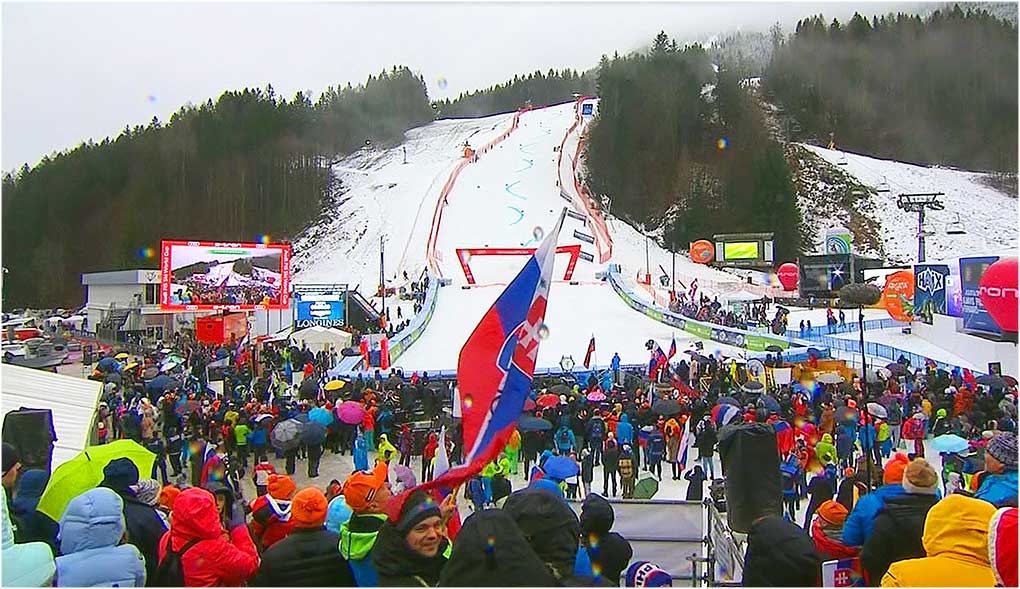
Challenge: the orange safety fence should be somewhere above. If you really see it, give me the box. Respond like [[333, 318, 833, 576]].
[[426, 110, 523, 277]]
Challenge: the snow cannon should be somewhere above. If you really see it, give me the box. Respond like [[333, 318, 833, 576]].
[[777, 263, 799, 291], [689, 240, 714, 264], [979, 257, 1018, 333]]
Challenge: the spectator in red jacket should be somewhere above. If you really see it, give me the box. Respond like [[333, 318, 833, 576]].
[[249, 474, 296, 551], [810, 500, 859, 562], [157, 487, 259, 586]]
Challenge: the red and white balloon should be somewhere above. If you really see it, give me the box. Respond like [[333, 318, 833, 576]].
[[777, 262, 799, 291], [979, 257, 1018, 332]]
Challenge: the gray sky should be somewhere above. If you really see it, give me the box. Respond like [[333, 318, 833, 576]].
[[2, 1, 916, 172]]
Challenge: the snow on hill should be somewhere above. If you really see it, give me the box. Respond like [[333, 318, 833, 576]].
[[799, 144, 1018, 264], [291, 113, 514, 295]]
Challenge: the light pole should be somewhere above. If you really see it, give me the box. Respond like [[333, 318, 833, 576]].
[[840, 282, 883, 490]]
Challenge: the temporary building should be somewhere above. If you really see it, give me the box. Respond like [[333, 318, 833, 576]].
[[2, 365, 103, 468]]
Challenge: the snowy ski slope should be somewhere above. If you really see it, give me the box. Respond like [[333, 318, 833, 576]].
[[801, 144, 1018, 263], [397, 102, 746, 370], [292, 114, 515, 293]]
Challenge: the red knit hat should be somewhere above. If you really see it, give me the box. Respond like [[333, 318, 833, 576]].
[[883, 453, 910, 485], [988, 507, 1017, 588]]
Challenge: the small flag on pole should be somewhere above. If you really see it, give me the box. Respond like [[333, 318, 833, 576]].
[[583, 335, 596, 368], [667, 335, 677, 360]]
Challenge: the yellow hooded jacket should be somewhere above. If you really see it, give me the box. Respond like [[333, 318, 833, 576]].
[[376, 434, 398, 463], [881, 495, 996, 587]]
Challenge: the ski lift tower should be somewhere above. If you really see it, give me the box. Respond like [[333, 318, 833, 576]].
[[896, 192, 945, 263]]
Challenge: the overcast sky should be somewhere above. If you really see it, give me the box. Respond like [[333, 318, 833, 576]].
[[2, 1, 917, 172]]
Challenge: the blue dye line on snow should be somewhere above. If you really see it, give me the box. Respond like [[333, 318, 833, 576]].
[[514, 159, 534, 173], [507, 205, 525, 225], [504, 180, 527, 200]]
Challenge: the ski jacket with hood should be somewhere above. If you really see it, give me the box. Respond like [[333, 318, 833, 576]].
[[339, 512, 388, 586], [55, 488, 146, 587], [881, 495, 997, 587], [157, 487, 259, 587]]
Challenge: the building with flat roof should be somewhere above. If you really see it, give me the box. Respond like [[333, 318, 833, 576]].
[[81, 269, 203, 342]]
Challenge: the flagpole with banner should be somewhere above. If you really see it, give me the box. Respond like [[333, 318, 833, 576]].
[[386, 208, 567, 520]]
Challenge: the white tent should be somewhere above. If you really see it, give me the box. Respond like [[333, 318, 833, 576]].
[[2, 365, 103, 468], [289, 326, 352, 348]]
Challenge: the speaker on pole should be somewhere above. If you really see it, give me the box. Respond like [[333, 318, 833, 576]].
[[2, 409, 57, 474], [718, 422, 782, 533]]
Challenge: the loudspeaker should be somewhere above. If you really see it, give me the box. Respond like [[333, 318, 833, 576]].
[[718, 422, 782, 533], [2, 409, 57, 474]]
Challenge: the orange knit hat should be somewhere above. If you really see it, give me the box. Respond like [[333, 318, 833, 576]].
[[883, 453, 910, 485]]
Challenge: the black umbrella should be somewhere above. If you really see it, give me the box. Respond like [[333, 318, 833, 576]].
[[885, 362, 909, 377], [146, 374, 176, 394], [976, 375, 1006, 389], [758, 395, 781, 414], [718, 396, 741, 407], [741, 381, 765, 394], [652, 399, 682, 416], [299, 378, 320, 400], [550, 384, 571, 396], [518, 416, 553, 432], [300, 420, 328, 446], [271, 418, 303, 450], [764, 345, 783, 353]]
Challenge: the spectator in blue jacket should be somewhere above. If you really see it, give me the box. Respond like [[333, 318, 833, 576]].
[[55, 488, 147, 587], [973, 432, 1018, 507], [11, 470, 57, 553], [555, 425, 576, 455], [647, 429, 666, 480], [616, 413, 634, 450], [842, 453, 912, 546]]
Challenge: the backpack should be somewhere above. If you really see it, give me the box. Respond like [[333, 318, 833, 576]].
[[152, 536, 201, 587]]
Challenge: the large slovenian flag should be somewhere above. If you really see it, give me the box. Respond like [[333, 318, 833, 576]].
[[386, 209, 566, 519]]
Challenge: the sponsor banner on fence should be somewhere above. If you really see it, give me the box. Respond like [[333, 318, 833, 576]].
[[745, 334, 788, 352], [913, 264, 949, 325]]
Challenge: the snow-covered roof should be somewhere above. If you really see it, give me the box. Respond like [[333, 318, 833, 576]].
[[2, 365, 103, 468]]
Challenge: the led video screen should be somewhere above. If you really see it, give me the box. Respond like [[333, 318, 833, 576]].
[[160, 241, 291, 310]]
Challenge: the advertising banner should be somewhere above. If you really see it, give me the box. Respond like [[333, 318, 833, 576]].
[[685, 323, 713, 339], [295, 291, 345, 328], [824, 226, 854, 255], [883, 270, 915, 323], [746, 334, 788, 352], [960, 256, 1002, 336], [913, 264, 949, 325], [160, 240, 291, 311]]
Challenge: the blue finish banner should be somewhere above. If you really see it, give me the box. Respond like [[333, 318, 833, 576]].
[[960, 256, 1001, 336], [295, 292, 345, 327]]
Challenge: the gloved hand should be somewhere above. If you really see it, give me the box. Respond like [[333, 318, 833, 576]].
[[229, 499, 248, 530]]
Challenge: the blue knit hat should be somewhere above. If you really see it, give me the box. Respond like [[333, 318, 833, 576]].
[[625, 561, 672, 587]]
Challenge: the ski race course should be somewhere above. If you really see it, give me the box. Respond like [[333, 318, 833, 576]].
[[294, 98, 1018, 377]]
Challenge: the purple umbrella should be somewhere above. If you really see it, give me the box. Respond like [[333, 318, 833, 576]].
[[337, 401, 366, 425], [391, 464, 417, 491], [586, 390, 607, 402]]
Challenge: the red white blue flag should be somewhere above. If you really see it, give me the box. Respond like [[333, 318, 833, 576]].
[[583, 335, 596, 368], [667, 336, 677, 359], [386, 209, 565, 519], [648, 342, 668, 378]]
